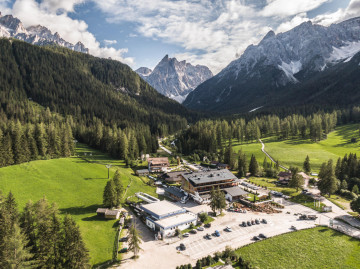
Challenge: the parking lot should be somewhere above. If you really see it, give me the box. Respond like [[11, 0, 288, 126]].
[[178, 204, 319, 259]]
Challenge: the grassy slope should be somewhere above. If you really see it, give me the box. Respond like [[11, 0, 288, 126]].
[[235, 227, 360, 269], [0, 143, 157, 266], [232, 124, 360, 172]]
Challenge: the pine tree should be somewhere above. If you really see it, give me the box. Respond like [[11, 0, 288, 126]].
[[237, 150, 247, 177], [128, 223, 142, 258], [303, 155, 311, 174], [289, 167, 304, 191], [318, 160, 338, 197], [352, 185, 359, 195], [113, 170, 124, 207], [103, 180, 117, 208], [248, 154, 259, 176], [2, 224, 33, 268], [61, 215, 90, 268]]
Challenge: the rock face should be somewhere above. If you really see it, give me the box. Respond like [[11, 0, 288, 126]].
[[184, 17, 360, 113], [136, 55, 213, 103], [0, 13, 89, 54]]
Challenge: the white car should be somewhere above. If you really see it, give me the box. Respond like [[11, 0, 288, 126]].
[[197, 226, 204, 231], [225, 226, 232, 232], [183, 233, 190, 237]]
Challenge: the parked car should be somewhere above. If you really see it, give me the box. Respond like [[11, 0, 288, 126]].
[[190, 229, 197, 234], [204, 223, 211, 228], [251, 220, 255, 225], [262, 219, 267, 224], [119, 237, 128, 242], [252, 236, 260, 241], [242, 221, 247, 227], [255, 219, 260, 224], [291, 225, 297, 230], [197, 226, 204, 231], [225, 226, 232, 232], [119, 247, 128, 253], [247, 221, 252, 226], [259, 233, 267, 239], [179, 243, 186, 251], [205, 233, 212, 240], [183, 233, 190, 237], [214, 230, 220, 237]]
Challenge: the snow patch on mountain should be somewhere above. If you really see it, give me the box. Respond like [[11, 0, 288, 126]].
[[278, 61, 302, 83], [328, 41, 360, 63]]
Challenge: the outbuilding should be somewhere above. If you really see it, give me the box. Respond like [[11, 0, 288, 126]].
[[223, 187, 248, 202]]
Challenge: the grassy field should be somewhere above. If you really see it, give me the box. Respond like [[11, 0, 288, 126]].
[[234, 227, 360, 269], [0, 143, 158, 266], [232, 124, 360, 172]]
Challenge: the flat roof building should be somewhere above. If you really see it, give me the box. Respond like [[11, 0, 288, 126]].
[[181, 169, 238, 196], [223, 187, 248, 202], [140, 200, 196, 237]]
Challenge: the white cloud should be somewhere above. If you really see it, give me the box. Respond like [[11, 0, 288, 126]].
[[261, 0, 330, 17], [8, 0, 133, 66], [104, 39, 117, 45], [276, 13, 309, 33], [0, 0, 12, 15]]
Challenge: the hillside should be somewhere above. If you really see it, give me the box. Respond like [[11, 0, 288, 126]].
[[0, 143, 157, 265], [0, 38, 193, 162], [184, 17, 360, 114]]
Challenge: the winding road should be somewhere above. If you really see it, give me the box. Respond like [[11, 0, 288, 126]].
[[259, 139, 289, 171]]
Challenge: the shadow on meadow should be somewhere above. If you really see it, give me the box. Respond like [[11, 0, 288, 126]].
[[60, 204, 102, 216]]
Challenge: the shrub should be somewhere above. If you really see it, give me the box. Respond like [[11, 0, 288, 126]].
[[199, 212, 208, 223]]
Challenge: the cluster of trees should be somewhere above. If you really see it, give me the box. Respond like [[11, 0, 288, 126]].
[[317, 153, 360, 200], [176, 111, 338, 156], [0, 191, 89, 268], [103, 170, 124, 208], [209, 187, 227, 214], [0, 116, 74, 167]]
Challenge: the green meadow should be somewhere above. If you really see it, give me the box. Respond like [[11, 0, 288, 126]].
[[232, 124, 360, 172], [234, 227, 360, 269], [0, 143, 157, 266]]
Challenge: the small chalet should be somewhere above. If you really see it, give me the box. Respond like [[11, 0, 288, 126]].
[[136, 169, 150, 176], [148, 157, 170, 173], [164, 186, 186, 201], [277, 171, 292, 186], [217, 163, 230, 169], [162, 171, 186, 183], [223, 187, 248, 202], [96, 208, 121, 219]]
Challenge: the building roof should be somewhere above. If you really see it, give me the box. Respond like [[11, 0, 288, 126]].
[[96, 208, 108, 213], [223, 187, 248, 197], [105, 210, 120, 216], [140, 200, 186, 219], [164, 187, 185, 198], [278, 171, 292, 177], [165, 171, 186, 177], [136, 169, 149, 174], [182, 169, 237, 185], [148, 157, 169, 165], [154, 212, 197, 229], [217, 163, 229, 167]]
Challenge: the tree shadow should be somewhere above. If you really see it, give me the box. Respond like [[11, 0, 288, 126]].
[[84, 177, 107, 180], [60, 204, 102, 215]]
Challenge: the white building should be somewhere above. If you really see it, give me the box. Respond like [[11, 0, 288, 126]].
[[140, 200, 197, 237]]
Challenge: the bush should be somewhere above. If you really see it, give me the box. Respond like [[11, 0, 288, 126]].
[[309, 178, 317, 186], [199, 212, 208, 223], [340, 189, 358, 200], [189, 223, 195, 229]]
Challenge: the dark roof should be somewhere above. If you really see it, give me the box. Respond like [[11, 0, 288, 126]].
[[164, 187, 185, 198], [223, 187, 248, 197], [217, 163, 229, 167], [105, 210, 120, 216], [164, 171, 186, 178], [278, 171, 292, 177], [137, 169, 149, 174], [182, 169, 237, 185]]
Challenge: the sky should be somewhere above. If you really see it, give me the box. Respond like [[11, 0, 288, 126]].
[[0, 0, 359, 74]]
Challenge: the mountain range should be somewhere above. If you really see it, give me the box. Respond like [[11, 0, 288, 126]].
[[0, 13, 89, 53], [136, 55, 213, 103], [184, 17, 360, 114]]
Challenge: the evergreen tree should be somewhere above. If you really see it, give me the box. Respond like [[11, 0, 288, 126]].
[[288, 167, 304, 191], [350, 197, 360, 214], [113, 170, 124, 207], [128, 223, 142, 258], [61, 215, 90, 268], [352, 185, 359, 195], [248, 154, 259, 176], [340, 180, 348, 190], [103, 180, 117, 208], [318, 160, 338, 197], [303, 155, 311, 174], [237, 150, 247, 177]]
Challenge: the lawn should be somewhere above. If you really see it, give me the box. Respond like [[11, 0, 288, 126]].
[[230, 124, 360, 172], [234, 227, 360, 269], [0, 143, 158, 266]]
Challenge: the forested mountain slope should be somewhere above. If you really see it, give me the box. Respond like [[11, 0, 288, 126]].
[[0, 38, 192, 165]]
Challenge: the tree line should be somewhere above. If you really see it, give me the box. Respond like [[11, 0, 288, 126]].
[[0, 191, 89, 268]]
